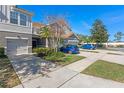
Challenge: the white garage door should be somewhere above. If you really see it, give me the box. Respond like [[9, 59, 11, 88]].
[[7, 39, 28, 55]]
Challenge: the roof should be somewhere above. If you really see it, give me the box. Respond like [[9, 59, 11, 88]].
[[61, 32, 73, 39], [72, 33, 80, 40], [12, 6, 33, 16], [48, 20, 74, 39], [32, 22, 46, 28], [32, 21, 78, 40]]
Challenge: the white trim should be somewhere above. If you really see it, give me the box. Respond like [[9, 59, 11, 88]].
[[28, 46, 32, 48], [13, 7, 33, 16], [5, 37, 28, 39], [4, 46, 7, 55], [31, 22, 32, 34], [10, 7, 32, 27], [0, 22, 32, 34], [0, 5, 2, 22], [0, 29, 32, 34], [0, 20, 30, 28]]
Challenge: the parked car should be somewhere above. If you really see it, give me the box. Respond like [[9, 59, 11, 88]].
[[60, 45, 79, 54], [81, 44, 96, 50]]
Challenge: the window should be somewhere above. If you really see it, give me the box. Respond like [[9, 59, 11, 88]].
[[10, 11, 18, 24], [27, 16, 31, 27], [0, 5, 2, 22], [20, 13, 26, 26]]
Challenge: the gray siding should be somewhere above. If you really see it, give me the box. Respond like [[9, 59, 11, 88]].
[[0, 22, 32, 34], [0, 5, 32, 54], [0, 5, 10, 23], [0, 5, 32, 34], [0, 31, 32, 53]]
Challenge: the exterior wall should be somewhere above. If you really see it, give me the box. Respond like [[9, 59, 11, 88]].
[[0, 5, 33, 55], [64, 35, 79, 45], [81, 42, 124, 48], [32, 27, 40, 35], [0, 5, 10, 23], [103, 42, 124, 47], [0, 31, 32, 54], [105, 42, 124, 45], [0, 22, 32, 34], [0, 5, 32, 34]]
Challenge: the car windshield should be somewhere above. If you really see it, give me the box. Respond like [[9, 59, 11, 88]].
[[87, 44, 91, 46], [67, 45, 77, 48]]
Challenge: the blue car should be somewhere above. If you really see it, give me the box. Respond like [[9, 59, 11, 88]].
[[81, 44, 96, 50], [60, 45, 79, 54]]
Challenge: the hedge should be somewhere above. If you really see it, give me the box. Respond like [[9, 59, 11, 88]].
[[0, 47, 5, 57]]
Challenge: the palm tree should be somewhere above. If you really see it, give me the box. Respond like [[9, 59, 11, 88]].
[[39, 26, 51, 48]]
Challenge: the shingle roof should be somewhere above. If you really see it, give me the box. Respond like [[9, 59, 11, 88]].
[[12, 6, 33, 16], [32, 22, 78, 40], [32, 22, 46, 28]]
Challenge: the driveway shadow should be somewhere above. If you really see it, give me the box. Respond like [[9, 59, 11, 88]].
[[9, 55, 57, 83]]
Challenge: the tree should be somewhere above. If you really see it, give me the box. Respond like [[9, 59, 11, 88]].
[[39, 26, 51, 48], [46, 15, 70, 52], [77, 34, 92, 43], [114, 32, 123, 42], [90, 19, 109, 44]]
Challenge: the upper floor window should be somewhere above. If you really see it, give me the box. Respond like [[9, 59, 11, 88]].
[[10, 11, 18, 24], [20, 13, 27, 26], [0, 5, 2, 22]]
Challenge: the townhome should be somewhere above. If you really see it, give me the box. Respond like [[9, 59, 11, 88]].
[[32, 22, 46, 48], [0, 5, 33, 55], [32, 21, 79, 48]]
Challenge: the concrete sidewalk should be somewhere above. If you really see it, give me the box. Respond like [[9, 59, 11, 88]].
[[14, 50, 124, 88], [65, 53, 105, 72], [14, 55, 99, 88], [60, 74, 124, 88]]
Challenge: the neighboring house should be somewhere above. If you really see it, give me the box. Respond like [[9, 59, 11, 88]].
[[63, 32, 79, 45], [32, 21, 79, 48], [50, 20, 79, 45], [0, 5, 33, 55]]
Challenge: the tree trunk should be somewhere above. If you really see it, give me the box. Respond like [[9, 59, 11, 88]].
[[46, 38, 48, 48]]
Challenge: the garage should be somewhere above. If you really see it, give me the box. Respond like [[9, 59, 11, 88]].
[[7, 39, 28, 55]]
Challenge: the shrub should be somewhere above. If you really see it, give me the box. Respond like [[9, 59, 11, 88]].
[[44, 52, 65, 62], [0, 47, 5, 57], [33, 47, 54, 57], [0, 80, 5, 88], [33, 47, 65, 62], [48, 52, 65, 57], [116, 45, 124, 48], [96, 44, 106, 49]]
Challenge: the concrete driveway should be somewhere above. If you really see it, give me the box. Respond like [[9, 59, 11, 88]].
[[14, 49, 124, 88], [9, 55, 59, 83]]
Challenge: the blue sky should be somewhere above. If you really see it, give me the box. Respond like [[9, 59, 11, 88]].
[[18, 5, 124, 41]]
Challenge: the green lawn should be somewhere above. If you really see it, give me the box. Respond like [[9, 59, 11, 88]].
[[82, 60, 124, 83], [57, 54, 86, 66], [0, 56, 21, 88]]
